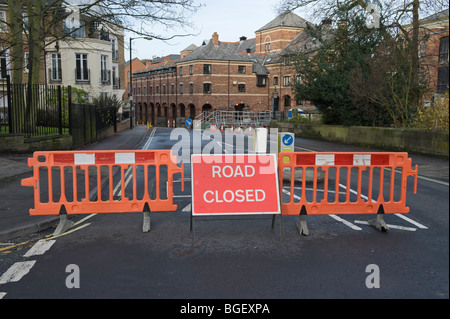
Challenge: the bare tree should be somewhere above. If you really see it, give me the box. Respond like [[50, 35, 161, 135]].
[[1, 0, 203, 85], [0, 0, 202, 133]]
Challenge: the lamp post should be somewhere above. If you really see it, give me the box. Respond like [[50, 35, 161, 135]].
[[129, 36, 152, 129]]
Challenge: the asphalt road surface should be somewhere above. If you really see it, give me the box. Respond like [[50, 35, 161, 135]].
[[0, 127, 448, 308]]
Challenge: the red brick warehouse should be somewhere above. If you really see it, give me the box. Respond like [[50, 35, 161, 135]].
[[132, 11, 316, 126]]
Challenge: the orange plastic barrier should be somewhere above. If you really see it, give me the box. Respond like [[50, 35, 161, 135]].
[[278, 152, 418, 233], [21, 150, 184, 217]]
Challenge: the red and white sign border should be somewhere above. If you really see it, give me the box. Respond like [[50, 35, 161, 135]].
[[190, 153, 281, 216]]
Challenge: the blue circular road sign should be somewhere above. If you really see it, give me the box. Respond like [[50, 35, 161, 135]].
[[185, 118, 193, 127], [282, 134, 294, 146]]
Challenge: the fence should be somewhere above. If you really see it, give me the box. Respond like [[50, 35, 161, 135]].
[[0, 77, 70, 138], [197, 110, 272, 128], [278, 152, 418, 234], [21, 149, 184, 234], [1, 77, 118, 147]]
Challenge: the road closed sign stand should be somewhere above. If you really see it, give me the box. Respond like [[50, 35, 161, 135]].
[[190, 154, 281, 244]]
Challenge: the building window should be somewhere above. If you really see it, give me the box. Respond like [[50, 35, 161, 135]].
[[438, 36, 448, 64], [438, 36, 449, 93], [179, 83, 183, 94], [24, 52, 29, 73], [75, 53, 89, 82], [64, 19, 85, 38], [238, 66, 246, 74], [257, 75, 267, 87], [203, 83, 211, 94], [189, 83, 194, 94], [156, 85, 159, 94], [101, 55, 109, 83], [150, 86, 153, 95], [0, 11, 6, 31], [163, 84, 166, 95], [283, 76, 290, 87], [203, 64, 211, 74], [179, 66, 183, 76], [189, 65, 193, 75], [0, 50, 7, 79], [111, 38, 118, 61], [238, 83, 246, 93], [50, 53, 62, 81], [171, 84, 175, 95], [284, 95, 291, 107], [273, 76, 278, 86], [419, 41, 426, 58], [437, 66, 449, 93]]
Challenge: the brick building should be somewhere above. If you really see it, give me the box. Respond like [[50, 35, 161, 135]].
[[132, 11, 316, 126], [417, 9, 449, 104]]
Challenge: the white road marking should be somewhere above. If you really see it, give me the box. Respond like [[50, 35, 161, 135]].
[[281, 189, 361, 231], [338, 183, 428, 229], [0, 261, 36, 284], [182, 203, 191, 212], [394, 213, 428, 229], [354, 220, 417, 232], [329, 214, 362, 230], [23, 240, 56, 258]]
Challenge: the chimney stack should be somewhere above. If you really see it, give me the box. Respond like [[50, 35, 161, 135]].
[[212, 32, 219, 45]]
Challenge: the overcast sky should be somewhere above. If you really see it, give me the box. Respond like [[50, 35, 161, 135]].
[[126, 0, 313, 61]]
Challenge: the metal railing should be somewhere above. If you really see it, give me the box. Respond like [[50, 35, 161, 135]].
[[195, 110, 272, 128], [1, 77, 70, 137]]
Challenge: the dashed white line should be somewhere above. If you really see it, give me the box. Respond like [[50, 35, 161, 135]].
[[394, 213, 428, 229], [354, 220, 417, 232], [338, 183, 428, 229], [329, 214, 362, 230], [23, 239, 56, 258], [0, 261, 36, 285], [282, 188, 361, 231]]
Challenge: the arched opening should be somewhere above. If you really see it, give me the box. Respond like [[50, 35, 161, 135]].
[[284, 95, 291, 108], [202, 104, 213, 112], [202, 104, 213, 122]]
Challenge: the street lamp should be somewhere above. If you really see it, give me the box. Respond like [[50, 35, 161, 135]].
[[129, 36, 152, 129]]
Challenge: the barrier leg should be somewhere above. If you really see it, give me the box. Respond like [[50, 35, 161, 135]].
[[368, 205, 389, 232], [54, 206, 74, 236], [296, 206, 309, 236], [142, 203, 151, 233]]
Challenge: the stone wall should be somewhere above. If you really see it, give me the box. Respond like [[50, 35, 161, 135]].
[[271, 121, 449, 158]]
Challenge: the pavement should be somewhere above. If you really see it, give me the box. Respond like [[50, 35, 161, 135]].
[[0, 126, 151, 242]]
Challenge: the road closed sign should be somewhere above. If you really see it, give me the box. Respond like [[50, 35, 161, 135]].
[[191, 154, 280, 216]]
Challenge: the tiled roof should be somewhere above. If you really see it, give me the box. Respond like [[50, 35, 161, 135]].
[[256, 11, 309, 32]]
